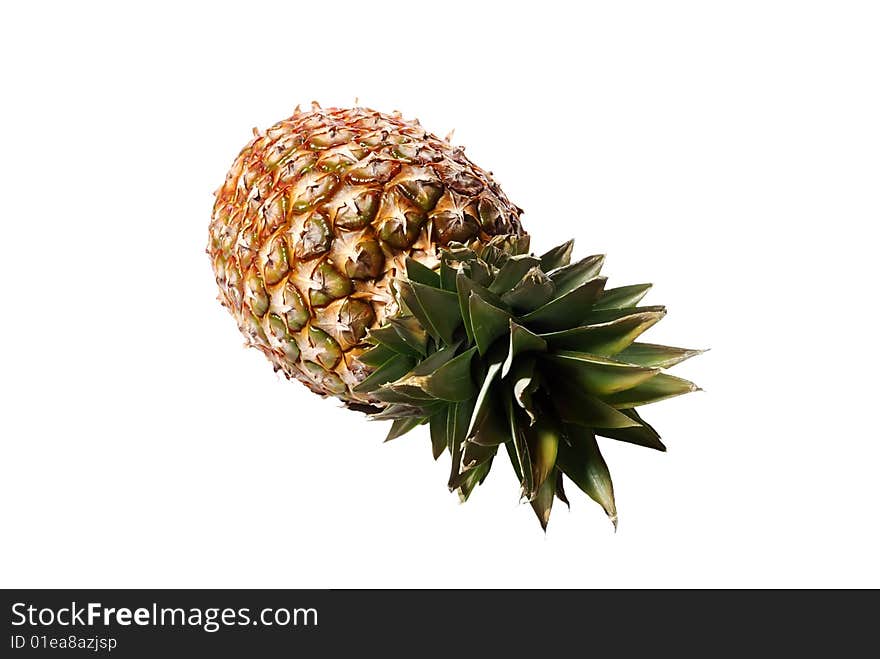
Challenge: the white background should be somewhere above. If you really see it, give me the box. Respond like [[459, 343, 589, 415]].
[[1, 1, 878, 588]]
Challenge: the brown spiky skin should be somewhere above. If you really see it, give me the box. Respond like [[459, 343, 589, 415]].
[[208, 106, 525, 404]]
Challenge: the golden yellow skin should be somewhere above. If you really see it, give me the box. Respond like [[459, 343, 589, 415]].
[[208, 105, 525, 403]]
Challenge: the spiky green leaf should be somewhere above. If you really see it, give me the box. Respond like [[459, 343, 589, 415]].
[[356, 342, 398, 367], [510, 355, 539, 424], [604, 373, 699, 408], [448, 399, 476, 489], [523, 414, 561, 490], [461, 439, 497, 472], [467, 360, 503, 438], [616, 342, 705, 368], [593, 283, 652, 310], [596, 408, 666, 451], [540, 311, 665, 356], [370, 403, 429, 421], [489, 255, 542, 294], [552, 381, 644, 429], [469, 391, 510, 446], [505, 393, 534, 498], [530, 469, 557, 530], [396, 347, 477, 401], [503, 321, 547, 378], [353, 355, 417, 393], [549, 254, 605, 296], [542, 351, 660, 396], [429, 410, 450, 459], [366, 325, 423, 358], [557, 426, 617, 529], [555, 470, 570, 508], [385, 416, 425, 442], [458, 458, 493, 502], [440, 259, 458, 292], [409, 281, 461, 346], [501, 267, 556, 313], [405, 257, 441, 287], [456, 272, 503, 343], [519, 277, 607, 331], [469, 293, 512, 355], [580, 304, 666, 326], [539, 240, 574, 271]]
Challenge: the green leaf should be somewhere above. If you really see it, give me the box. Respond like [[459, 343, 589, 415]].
[[469, 391, 510, 446], [540, 311, 665, 356], [447, 399, 476, 490], [478, 245, 509, 269], [356, 342, 398, 367], [466, 258, 493, 286], [455, 272, 502, 343], [555, 470, 570, 508], [469, 293, 512, 355], [604, 373, 699, 408], [457, 457, 494, 502], [388, 316, 429, 356], [505, 393, 534, 498], [580, 305, 666, 326], [409, 343, 461, 376], [519, 277, 607, 332], [370, 403, 430, 420], [467, 360, 503, 438], [530, 469, 557, 530], [503, 234, 531, 256], [500, 267, 556, 313], [616, 342, 705, 368], [596, 408, 666, 451], [353, 355, 417, 393], [397, 281, 437, 342], [593, 283, 652, 310], [510, 355, 539, 425], [549, 254, 605, 296], [405, 257, 441, 287], [409, 281, 461, 346], [429, 410, 450, 459], [552, 382, 644, 429], [461, 439, 497, 472], [396, 347, 477, 401], [440, 259, 458, 292], [370, 386, 434, 405], [542, 351, 659, 396], [503, 321, 547, 378], [489, 255, 542, 294], [385, 416, 425, 442], [557, 426, 617, 529], [366, 325, 423, 358], [523, 414, 561, 491], [539, 240, 574, 271]]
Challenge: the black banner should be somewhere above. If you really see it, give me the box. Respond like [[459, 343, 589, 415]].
[[1, 589, 871, 655]]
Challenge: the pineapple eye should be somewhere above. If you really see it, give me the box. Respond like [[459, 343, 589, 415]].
[[294, 214, 332, 260], [344, 240, 385, 280]]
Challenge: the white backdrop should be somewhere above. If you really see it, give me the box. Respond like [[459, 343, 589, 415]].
[[1, 1, 878, 588]]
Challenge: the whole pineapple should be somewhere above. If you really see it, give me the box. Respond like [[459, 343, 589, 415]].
[[210, 105, 701, 530], [208, 105, 525, 403]]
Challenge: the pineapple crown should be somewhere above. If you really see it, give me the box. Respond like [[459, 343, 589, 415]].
[[353, 235, 702, 529]]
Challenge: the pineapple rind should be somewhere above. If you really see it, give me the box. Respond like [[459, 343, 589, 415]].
[[208, 105, 525, 403]]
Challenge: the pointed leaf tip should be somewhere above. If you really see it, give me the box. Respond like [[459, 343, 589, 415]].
[[539, 240, 575, 271]]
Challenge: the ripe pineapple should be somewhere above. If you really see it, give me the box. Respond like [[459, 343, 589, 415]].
[[208, 105, 524, 403], [209, 105, 701, 529]]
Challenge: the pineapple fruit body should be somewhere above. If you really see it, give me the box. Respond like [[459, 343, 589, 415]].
[[208, 106, 525, 404]]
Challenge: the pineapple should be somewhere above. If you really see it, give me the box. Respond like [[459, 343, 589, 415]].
[[209, 105, 701, 529], [208, 105, 524, 403]]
